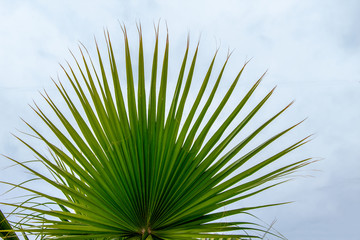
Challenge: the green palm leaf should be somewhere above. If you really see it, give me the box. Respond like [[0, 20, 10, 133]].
[[1, 25, 312, 240], [0, 209, 20, 240]]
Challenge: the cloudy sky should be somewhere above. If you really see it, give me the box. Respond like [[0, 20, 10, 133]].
[[0, 0, 359, 239]]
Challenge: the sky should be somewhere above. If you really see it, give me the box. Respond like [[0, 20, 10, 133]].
[[0, 0, 359, 239]]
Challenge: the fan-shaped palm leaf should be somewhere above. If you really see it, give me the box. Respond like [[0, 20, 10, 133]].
[[1, 25, 312, 240]]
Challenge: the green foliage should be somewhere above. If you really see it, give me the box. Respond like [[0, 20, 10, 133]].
[[1, 25, 312, 239], [0, 209, 19, 240]]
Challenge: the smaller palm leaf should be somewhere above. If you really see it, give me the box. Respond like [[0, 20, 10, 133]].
[[0, 209, 20, 240], [1, 25, 312, 240]]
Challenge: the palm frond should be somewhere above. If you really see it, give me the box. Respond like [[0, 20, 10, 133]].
[[1, 25, 312, 239], [0, 209, 20, 240]]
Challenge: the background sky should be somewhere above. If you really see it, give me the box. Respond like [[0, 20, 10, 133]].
[[0, 0, 359, 239]]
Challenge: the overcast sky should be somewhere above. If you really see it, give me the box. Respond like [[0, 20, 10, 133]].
[[0, 1, 359, 240]]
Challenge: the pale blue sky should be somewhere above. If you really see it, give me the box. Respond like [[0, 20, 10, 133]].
[[0, 1, 359, 239]]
